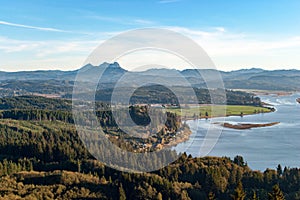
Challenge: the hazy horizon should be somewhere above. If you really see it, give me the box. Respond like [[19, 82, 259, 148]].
[[1, 62, 299, 73]]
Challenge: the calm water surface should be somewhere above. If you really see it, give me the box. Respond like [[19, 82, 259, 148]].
[[174, 93, 300, 171]]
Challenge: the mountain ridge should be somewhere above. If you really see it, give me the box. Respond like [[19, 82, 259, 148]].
[[2, 63, 299, 74], [1, 62, 300, 91]]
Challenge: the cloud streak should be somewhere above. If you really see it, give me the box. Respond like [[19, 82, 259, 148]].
[[0, 20, 69, 32], [0, 37, 101, 71], [85, 15, 156, 26], [167, 26, 300, 55], [0, 37, 100, 55]]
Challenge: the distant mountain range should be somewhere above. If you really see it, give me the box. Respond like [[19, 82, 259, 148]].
[[1, 62, 300, 91]]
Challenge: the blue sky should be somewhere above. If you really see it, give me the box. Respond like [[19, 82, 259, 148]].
[[1, 0, 300, 71]]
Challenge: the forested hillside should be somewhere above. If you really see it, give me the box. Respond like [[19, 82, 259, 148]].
[[0, 96, 298, 199]]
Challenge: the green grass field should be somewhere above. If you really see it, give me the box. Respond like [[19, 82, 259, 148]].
[[167, 105, 271, 119]]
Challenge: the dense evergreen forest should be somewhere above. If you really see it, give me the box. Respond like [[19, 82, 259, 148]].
[[0, 80, 262, 106], [92, 86, 262, 105], [0, 96, 297, 199]]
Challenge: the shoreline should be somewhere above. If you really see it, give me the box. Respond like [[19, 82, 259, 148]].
[[167, 104, 278, 147], [231, 89, 296, 96], [168, 104, 275, 122], [163, 128, 192, 148]]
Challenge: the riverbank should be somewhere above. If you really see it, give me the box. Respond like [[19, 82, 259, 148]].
[[163, 127, 192, 148], [162, 105, 275, 149], [152, 104, 276, 150], [161, 105, 275, 148], [231, 89, 294, 96]]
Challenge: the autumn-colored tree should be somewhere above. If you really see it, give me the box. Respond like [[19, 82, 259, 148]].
[[252, 190, 258, 200], [231, 182, 246, 200], [268, 184, 285, 200], [119, 183, 126, 200]]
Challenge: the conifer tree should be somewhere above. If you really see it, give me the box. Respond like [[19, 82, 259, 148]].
[[232, 182, 246, 200], [268, 184, 285, 200]]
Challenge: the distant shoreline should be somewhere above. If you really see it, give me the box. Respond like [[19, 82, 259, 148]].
[[231, 89, 295, 96]]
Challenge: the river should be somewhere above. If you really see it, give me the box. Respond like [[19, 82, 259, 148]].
[[174, 93, 300, 171]]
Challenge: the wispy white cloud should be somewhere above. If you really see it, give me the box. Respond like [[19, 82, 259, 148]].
[[0, 37, 100, 55], [86, 15, 156, 26], [0, 36, 102, 71], [166, 26, 225, 38], [0, 20, 69, 32], [165, 26, 300, 70], [1, 26, 300, 71], [166, 26, 300, 56], [115, 26, 300, 70], [214, 27, 226, 33], [133, 19, 155, 25]]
